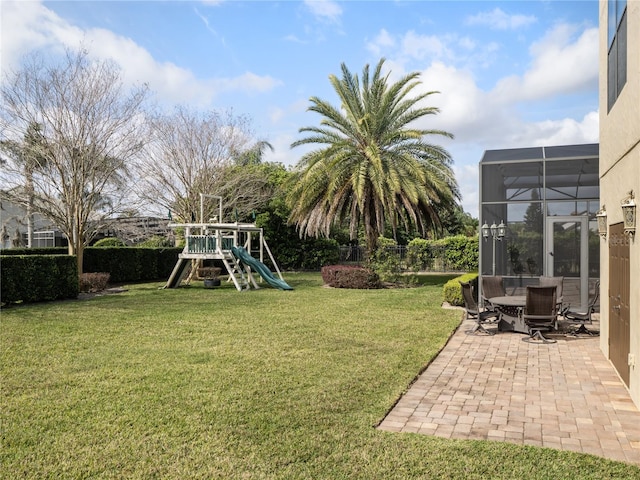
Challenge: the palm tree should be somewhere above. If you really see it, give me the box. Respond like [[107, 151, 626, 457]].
[[288, 58, 459, 255], [0, 122, 48, 248], [232, 140, 274, 166]]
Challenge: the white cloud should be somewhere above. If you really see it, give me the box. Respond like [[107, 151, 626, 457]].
[[367, 29, 454, 63], [284, 34, 306, 44], [366, 28, 396, 57], [194, 7, 220, 38], [405, 20, 598, 217], [513, 111, 599, 147], [401, 31, 452, 61], [0, 1, 68, 70], [269, 98, 307, 124], [262, 132, 305, 167], [496, 25, 598, 102], [416, 59, 598, 148], [0, 1, 281, 108], [303, 0, 342, 23], [415, 62, 489, 139], [465, 8, 537, 30]]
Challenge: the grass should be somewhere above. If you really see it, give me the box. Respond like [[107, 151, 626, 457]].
[[2, 272, 639, 479]]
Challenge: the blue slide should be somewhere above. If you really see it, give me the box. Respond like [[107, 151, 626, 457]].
[[231, 246, 293, 291]]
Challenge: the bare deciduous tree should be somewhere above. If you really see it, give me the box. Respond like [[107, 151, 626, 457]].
[[137, 105, 272, 223], [0, 48, 149, 277]]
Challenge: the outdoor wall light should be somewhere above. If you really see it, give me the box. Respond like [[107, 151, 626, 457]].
[[596, 206, 607, 239], [621, 191, 636, 237], [481, 220, 505, 275]]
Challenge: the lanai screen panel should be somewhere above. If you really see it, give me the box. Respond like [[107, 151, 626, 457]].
[[479, 143, 599, 293]]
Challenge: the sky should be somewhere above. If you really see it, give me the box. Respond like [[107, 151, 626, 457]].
[[1, 0, 600, 218]]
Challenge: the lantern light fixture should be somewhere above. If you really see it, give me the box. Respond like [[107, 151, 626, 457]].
[[596, 205, 607, 239], [621, 191, 636, 237], [481, 220, 506, 276]]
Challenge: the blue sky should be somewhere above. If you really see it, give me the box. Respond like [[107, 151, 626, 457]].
[[1, 1, 600, 217]]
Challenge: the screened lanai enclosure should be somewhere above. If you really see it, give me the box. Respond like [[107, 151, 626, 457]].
[[479, 143, 599, 311]]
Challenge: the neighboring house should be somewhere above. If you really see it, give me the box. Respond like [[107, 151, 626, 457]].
[[0, 195, 172, 248], [599, 0, 640, 408], [0, 194, 65, 248], [93, 216, 173, 246]]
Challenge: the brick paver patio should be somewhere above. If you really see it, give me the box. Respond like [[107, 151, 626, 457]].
[[378, 315, 640, 465]]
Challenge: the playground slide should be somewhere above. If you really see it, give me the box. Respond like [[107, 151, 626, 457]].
[[231, 247, 293, 291]]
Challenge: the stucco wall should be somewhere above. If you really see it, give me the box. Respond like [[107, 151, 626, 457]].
[[599, 0, 640, 408]]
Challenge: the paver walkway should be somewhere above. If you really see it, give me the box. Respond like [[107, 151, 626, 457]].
[[378, 315, 640, 465]]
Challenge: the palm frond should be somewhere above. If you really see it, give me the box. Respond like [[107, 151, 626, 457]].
[[289, 58, 460, 251]]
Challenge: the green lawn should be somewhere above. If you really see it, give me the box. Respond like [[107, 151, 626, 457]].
[[2, 273, 638, 479]]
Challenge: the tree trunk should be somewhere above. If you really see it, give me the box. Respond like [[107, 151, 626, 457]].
[[76, 244, 84, 281], [26, 171, 34, 248], [26, 200, 33, 248]]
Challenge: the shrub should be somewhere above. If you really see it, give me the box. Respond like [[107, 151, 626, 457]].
[[0, 255, 78, 304], [79, 272, 111, 293], [405, 236, 478, 272], [0, 248, 67, 256], [299, 238, 340, 270], [321, 265, 380, 289], [442, 273, 478, 306], [369, 237, 402, 282], [138, 236, 174, 248], [436, 236, 479, 271], [83, 247, 182, 282], [93, 237, 126, 247], [406, 238, 433, 271]]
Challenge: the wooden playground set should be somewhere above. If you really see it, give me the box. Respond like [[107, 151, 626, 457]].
[[164, 195, 292, 291]]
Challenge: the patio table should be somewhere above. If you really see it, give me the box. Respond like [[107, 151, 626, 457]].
[[489, 295, 529, 333]]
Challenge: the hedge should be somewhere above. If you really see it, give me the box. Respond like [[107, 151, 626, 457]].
[[82, 247, 183, 283], [1, 247, 182, 304], [442, 272, 479, 307], [0, 247, 68, 256], [1, 255, 78, 304], [407, 236, 478, 272]]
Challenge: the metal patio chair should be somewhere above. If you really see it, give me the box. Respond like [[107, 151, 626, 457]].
[[481, 276, 506, 311], [565, 280, 600, 335], [521, 285, 558, 344], [539, 276, 566, 326], [460, 281, 499, 335]]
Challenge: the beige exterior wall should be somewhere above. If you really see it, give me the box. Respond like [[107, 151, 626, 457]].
[[599, 0, 640, 408]]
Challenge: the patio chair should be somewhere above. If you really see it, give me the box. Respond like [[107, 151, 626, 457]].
[[565, 280, 600, 335], [539, 276, 566, 327], [521, 285, 558, 344], [460, 281, 498, 335], [481, 276, 506, 311]]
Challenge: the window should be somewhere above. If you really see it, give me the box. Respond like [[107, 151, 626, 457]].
[[607, 0, 627, 111]]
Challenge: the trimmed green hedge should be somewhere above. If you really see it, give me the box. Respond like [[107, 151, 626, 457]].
[[1, 248, 182, 304], [1, 255, 78, 304], [407, 236, 478, 272], [1, 247, 182, 283], [0, 248, 68, 256], [442, 272, 479, 307], [83, 247, 182, 283]]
